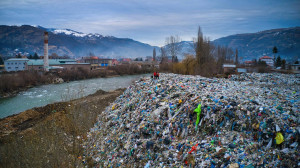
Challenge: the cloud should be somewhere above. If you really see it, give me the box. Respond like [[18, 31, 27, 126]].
[[0, 0, 299, 46]]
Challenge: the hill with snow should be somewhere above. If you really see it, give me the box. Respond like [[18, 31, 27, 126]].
[[0, 25, 299, 62], [0, 25, 158, 58]]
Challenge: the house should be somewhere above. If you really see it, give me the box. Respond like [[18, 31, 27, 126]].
[[27, 59, 91, 71], [111, 59, 119, 66], [4, 58, 29, 72], [244, 60, 254, 66], [223, 64, 236, 73], [118, 58, 132, 65], [259, 56, 274, 67], [290, 64, 300, 71]]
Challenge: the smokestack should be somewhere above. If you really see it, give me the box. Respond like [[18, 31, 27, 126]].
[[44, 32, 49, 71]]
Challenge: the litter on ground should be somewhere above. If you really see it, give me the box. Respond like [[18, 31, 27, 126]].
[[82, 73, 299, 167]]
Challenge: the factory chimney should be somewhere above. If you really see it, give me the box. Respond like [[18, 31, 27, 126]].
[[44, 32, 49, 71]]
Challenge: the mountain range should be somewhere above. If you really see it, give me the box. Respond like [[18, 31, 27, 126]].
[[0, 25, 299, 62], [213, 27, 300, 61], [0, 25, 158, 58]]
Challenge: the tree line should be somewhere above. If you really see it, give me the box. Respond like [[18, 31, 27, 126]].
[[154, 26, 237, 77]]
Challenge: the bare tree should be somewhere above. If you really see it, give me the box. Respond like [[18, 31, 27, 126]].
[[165, 35, 181, 63], [235, 49, 238, 65], [193, 26, 221, 76], [214, 46, 231, 73], [160, 47, 168, 64], [153, 48, 156, 62], [194, 27, 208, 67]]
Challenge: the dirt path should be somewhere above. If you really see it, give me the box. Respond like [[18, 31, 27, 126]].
[[0, 88, 125, 167]]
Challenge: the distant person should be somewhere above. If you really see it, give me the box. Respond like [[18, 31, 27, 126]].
[[157, 72, 159, 79], [153, 72, 157, 79]]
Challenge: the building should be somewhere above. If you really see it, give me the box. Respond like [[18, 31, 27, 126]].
[[244, 60, 254, 66], [259, 56, 274, 67], [118, 58, 132, 64], [4, 58, 29, 72], [80, 56, 113, 70], [81, 56, 112, 67], [27, 59, 91, 71], [290, 64, 300, 71], [223, 64, 236, 73], [237, 68, 247, 73], [111, 59, 119, 66]]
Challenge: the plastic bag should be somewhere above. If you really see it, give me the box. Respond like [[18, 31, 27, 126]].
[[194, 104, 201, 128], [275, 132, 284, 144]]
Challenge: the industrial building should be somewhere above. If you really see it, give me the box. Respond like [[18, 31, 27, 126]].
[[3, 32, 91, 72], [80, 56, 114, 70], [81, 57, 112, 66], [26, 59, 91, 71], [4, 58, 29, 72]]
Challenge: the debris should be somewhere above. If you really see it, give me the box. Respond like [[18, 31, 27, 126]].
[[83, 73, 300, 167]]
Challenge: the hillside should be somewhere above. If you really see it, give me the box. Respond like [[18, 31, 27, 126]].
[[213, 27, 300, 61], [1, 25, 299, 61], [0, 25, 158, 58]]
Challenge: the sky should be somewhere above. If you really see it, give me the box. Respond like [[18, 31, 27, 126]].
[[0, 0, 299, 46]]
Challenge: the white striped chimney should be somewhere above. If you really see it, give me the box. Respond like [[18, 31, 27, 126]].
[[44, 32, 49, 71]]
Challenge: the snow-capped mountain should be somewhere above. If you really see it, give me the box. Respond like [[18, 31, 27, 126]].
[[0, 25, 299, 61], [52, 29, 87, 37], [0, 25, 158, 58], [36, 26, 105, 38]]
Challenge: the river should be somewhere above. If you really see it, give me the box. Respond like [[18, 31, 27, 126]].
[[0, 74, 149, 118]]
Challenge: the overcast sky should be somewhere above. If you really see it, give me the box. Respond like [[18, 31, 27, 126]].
[[0, 0, 299, 46]]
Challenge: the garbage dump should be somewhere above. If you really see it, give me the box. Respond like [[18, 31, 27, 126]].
[[82, 73, 300, 167]]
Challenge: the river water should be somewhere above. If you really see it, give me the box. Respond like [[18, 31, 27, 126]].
[[0, 74, 149, 119]]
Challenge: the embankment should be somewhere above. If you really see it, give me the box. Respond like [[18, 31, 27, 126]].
[[0, 88, 125, 167], [0, 64, 152, 98]]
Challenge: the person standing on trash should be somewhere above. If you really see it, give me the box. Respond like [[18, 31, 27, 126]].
[[153, 72, 157, 79], [157, 72, 159, 79]]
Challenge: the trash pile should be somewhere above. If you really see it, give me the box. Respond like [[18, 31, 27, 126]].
[[82, 73, 299, 167]]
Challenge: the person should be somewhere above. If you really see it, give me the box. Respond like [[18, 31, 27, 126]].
[[156, 72, 159, 79], [153, 72, 157, 79]]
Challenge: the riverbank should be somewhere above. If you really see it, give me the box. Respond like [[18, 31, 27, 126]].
[[0, 88, 125, 167], [0, 70, 118, 98], [0, 74, 122, 99], [0, 74, 149, 119], [0, 65, 152, 98]]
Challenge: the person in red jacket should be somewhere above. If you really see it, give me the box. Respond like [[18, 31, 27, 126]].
[[153, 72, 157, 79]]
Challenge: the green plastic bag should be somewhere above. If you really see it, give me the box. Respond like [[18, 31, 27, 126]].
[[194, 104, 201, 129]]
